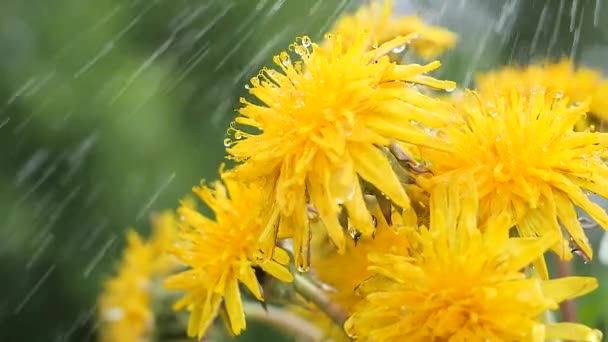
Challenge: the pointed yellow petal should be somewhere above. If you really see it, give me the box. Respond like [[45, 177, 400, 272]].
[[350, 142, 410, 208], [554, 190, 593, 260], [545, 323, 603, 342], [239, 264, 263, 301], [224, 275, 246, 335], [259, 260, 294, 283], [503, 236, 556, 273], [541, 277, 598, 303], [343, 176, 375, 236], [532, 257, 549, 281], [272, 246, 290, 265], [307, 156, 345, 254], [187, 304, 202, 337]]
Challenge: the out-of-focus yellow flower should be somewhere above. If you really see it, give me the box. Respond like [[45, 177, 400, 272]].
[[298, 199, 414, 341], [420, 89, 608, 270], [476, 59, 608, 124], [227, 31, 455, 271], [98, 212, 178, 342], [164, 174, 293, 339], [331, 0, 457, 59], [345, 176, 602, 342], [312, 197, 414, 311]]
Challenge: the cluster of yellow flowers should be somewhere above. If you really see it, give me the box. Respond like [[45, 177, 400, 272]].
[[98, 212, 177, 342], [99, 1, 608, 341]]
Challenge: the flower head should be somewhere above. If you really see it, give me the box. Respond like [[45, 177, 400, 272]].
[[295, 199, 415, 341], [420, 89, 608, 266], [345, 177, 601, 341], [311, 197, 414, 311], [331, 0, 457, 58], [227, 32, 455, 270], [164, 173, 293, 338], [98, 212, 178, 342], [476, 59, 608, 123]]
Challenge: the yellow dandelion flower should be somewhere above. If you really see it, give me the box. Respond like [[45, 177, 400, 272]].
[[311, 197, 414, 311], [345, 176, 602, 342], [295, 200, 414, 341], [331, 0, 457, 58], [163, 174, 294, 339], [476, 59, 608, 123], [98, 212, 178, 342], [420, 89, 608, 266], [227, 32, 455, 270]]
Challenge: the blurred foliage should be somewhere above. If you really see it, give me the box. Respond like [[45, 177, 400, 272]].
[[0, 0, 607, 341]]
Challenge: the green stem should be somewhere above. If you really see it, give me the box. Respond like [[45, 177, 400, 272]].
[[243, 302, 322, 342], [293, 273, 349, 330]]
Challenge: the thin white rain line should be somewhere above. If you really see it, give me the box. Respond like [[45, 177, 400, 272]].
[[26, 233, 54, 270], [14, 265, 56, 314], [6, 78, 36, 105], [594, 0, 601, 27], [193, 3, 234, 41], [109, 35, 175, 104], [599, 232, 608, 265], [74, 42, 115, 78], [136, 172, 176, 221], [548, 0, 565, 56], [0, 117, 9, 129], [83, 235, 116, 278], [162, 43, 210, 94]]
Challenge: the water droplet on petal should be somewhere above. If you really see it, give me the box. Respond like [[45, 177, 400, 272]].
[[392, 45, 406, 53], [301, 36, 312, 48], [297, 265, 310, 272], [103, 307, 125, 322], [279, 52, 291, 66]]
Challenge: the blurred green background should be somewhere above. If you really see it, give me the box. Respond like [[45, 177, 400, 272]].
[[1, 0, 607, 341]]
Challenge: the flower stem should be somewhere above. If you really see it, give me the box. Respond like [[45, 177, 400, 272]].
[[557, 259, 577, 322], [243, 302, 322, 341], [293, 273, 349, 329]]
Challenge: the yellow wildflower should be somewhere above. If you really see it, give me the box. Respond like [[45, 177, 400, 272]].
[[420, 89, 608, 266], [331, 0, 457, 58], [311, 197, 413, 311], [227, 32, 455, 270], [164, 174, 294, 339], [297, 200, 414, 341], [476, 59, 608, 123], [345, 176, 602, 342], [98, 212, 178, 342]]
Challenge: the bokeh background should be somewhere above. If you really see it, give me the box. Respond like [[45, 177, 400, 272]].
[[1, 0, 607, 341]]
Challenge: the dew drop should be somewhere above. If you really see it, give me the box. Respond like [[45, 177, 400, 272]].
[[244, 84, 251, 90], [294, 45, 307, 56], [103, 307, 125, 322], [392, 45, 406, 53], [223, 138, 233, 147], [279, 52, 291, 66], [301, 36, 312, 48], [297, 265, 310, 272]]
